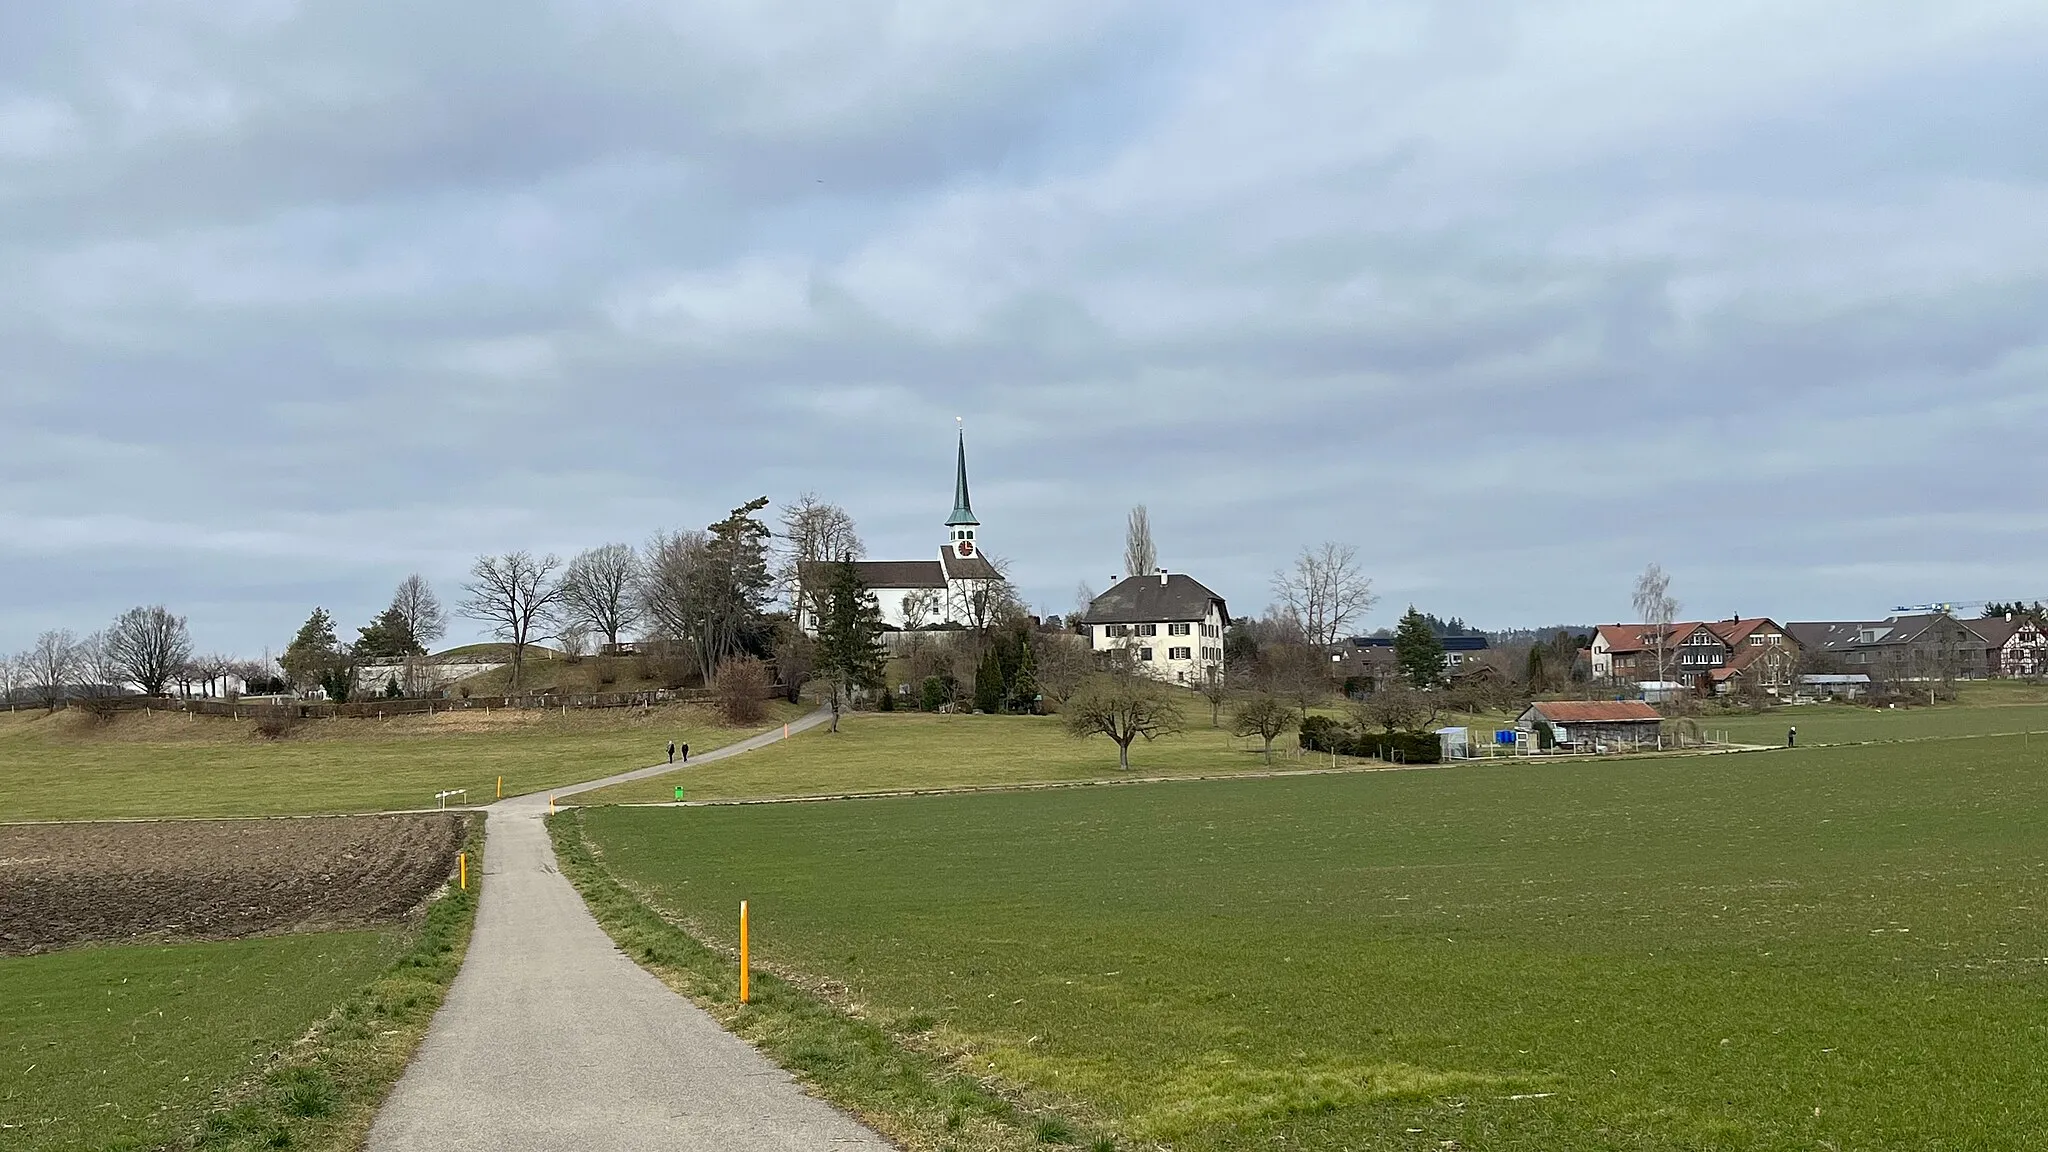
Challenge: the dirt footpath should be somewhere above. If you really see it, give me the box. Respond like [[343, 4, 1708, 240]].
[[0, 813, 468, 955]]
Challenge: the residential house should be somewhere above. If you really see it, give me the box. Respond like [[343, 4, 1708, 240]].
[[1591, 618, 1798, 695], [1786, 613, 1992, 683], [1516, 700, 1664, 751], [1080, 572, 1229, 686], [1966, 614, 2048, 678], [1330, 635, 1491, 688]]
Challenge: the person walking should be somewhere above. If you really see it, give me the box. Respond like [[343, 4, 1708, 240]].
[[667, 740, 676, 764], [1787, 726, 1797, 748], [681, 742, 690, 763]]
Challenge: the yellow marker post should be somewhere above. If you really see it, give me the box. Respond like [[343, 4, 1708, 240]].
[[739, 900, 751, 1004], [497, 776, 502, 799], [783, 723, 789, 739], [459, 852, 467, 890], [549, 794, 556, 815]]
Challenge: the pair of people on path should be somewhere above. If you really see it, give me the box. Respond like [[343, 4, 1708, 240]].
[[667, 740, 690, 764]]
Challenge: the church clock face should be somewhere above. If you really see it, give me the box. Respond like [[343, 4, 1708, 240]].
[[958, 539, 975, 557]]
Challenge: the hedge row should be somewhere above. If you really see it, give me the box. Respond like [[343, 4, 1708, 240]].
[[1299, 715, 1443, 764]]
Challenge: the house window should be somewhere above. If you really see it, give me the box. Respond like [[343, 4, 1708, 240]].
[[1139, 648, 1154, 662], [1138, 623, 1158, 636], [1169, 622, 1191, 636], [1169, 647, 1191, 660]]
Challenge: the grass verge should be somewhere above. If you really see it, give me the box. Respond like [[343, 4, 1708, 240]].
[[177, 816, 484, 1151], [548, 808, 1107, 1152]]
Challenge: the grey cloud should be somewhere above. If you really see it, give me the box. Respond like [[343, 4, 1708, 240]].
[[4, 1, 2047, 656]]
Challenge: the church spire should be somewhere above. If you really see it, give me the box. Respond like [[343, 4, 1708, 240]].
[[946, 424, 978, 527]]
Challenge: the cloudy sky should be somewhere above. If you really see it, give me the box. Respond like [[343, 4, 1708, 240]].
[[5, 1, 2046, 656]]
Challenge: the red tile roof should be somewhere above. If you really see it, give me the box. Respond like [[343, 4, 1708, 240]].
[[1527, 700, 1663, 723]]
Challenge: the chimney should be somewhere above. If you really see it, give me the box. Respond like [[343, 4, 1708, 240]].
[[1158, 568, 1169, 586]]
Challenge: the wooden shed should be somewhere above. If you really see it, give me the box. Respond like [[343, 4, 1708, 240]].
[[1516, 700, 1664, 751]]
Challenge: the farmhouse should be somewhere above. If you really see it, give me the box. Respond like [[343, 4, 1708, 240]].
[[797, 430, 1005, 633], [1080, 572, 1229, 685], [1969, 614, 2048, 678], [1787, 613, 1991, 682], [1517, 700, 1664, 751]]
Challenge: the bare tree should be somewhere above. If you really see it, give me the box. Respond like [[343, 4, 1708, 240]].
[[104, 605, 194, 697], [1, 653, 18, 710], [1230, 694, 1298, 762], [778, 494, 865, 620], [1271, 543, 1376, 650], [75, 631, 124, 698], [1124, 504, 1157, 579], [1196, 665, 1229, 727], [1061, 673, 1185, 771], [900, 587, 942, 632], [1631, 563, 1680, 684], [1032, 636, 1094, 707], [959, 554, 1025, 637], [1259, 640, 1331, 713], [1352, 682, 1435, 733], [20, 632, 79, 710], [460, 551, 565, 691], [561, 543, 642, 652], [391, 574, 448, 649]]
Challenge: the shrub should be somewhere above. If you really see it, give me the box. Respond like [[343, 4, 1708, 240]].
[[713, 656, 771, 726], [1298, 715, 1442, 763], [920, 675, 951, 712], [254, 713, 301, 740], [877, 685, 896, 711]]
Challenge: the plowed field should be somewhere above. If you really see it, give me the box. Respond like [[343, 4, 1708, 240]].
[[0, 813, 467, 955]]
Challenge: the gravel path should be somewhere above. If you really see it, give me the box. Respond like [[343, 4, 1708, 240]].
[[368, 708, 892, 1151]]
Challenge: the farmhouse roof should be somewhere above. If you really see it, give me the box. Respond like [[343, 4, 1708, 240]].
[[1788, 613, 1957, 652], [1081, 573, 1229, 626], [1345, 635, 1490, 652], [1968, 616, 2021, 648], [1525, 700, 1663, 724], [1595, 623, 1697, 654], [798, 559, 947, 590]]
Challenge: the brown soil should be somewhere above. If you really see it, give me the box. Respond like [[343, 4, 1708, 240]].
[[0, 813, 468, 955]]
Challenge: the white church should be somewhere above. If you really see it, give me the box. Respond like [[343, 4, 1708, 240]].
[[797, 430, 1006, 632]]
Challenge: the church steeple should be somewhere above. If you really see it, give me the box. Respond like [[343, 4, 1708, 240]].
[[946, 424, 981, 560], [946, 426, 978, 527]]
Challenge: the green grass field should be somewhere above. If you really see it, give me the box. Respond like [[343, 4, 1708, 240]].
[[0, 932, 400, 1151], [576, 711, 1306, 805], [1706, 701, 2048, 747], [0, 701, 807, 821], [576, 735, 2048, 1150]]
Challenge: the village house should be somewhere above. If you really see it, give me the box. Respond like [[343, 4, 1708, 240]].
[[1329, 634, 1491, 687], [1079, 572, 1230, 686], [1787, 613, 1992, 683], [1968, 614, 2048, 678], [1590, 618, 1798, 695]]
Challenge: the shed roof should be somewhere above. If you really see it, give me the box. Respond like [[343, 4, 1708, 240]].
[[1525, 700, 1663, 723]]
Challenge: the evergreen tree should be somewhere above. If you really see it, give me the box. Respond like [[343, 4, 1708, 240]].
[[1393, 606, 1447, 688], [281, 609, 341, 693], [355, 607, 421, 660], [974, 645, 1006, 713], [1006, 636, 1039, 713], [813, 558, 887, 730]]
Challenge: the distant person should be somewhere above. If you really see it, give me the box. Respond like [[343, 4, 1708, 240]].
[[1787, 726, 1797, 748], [667, 740, 676, 764], [681, 742, 690, 763]]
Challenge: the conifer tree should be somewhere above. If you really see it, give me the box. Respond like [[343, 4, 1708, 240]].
[[1393, 606, 1447, 689], [974, 645, 1006, 714], [814, 558, 887, 731]]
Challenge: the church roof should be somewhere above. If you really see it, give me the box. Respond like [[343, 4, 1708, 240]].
[[946, 430, 978, 527], [940, 549, 1002, 581], [798, 559, 946, 590], [1081, 573, 1229, 626]]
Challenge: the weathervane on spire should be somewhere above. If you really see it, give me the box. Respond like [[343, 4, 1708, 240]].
[[947, 419, 979, 557]]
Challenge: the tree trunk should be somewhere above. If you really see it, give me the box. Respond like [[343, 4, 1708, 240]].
[[1262, 734, 1274, 762], [1117, 739, 1131, 771]]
